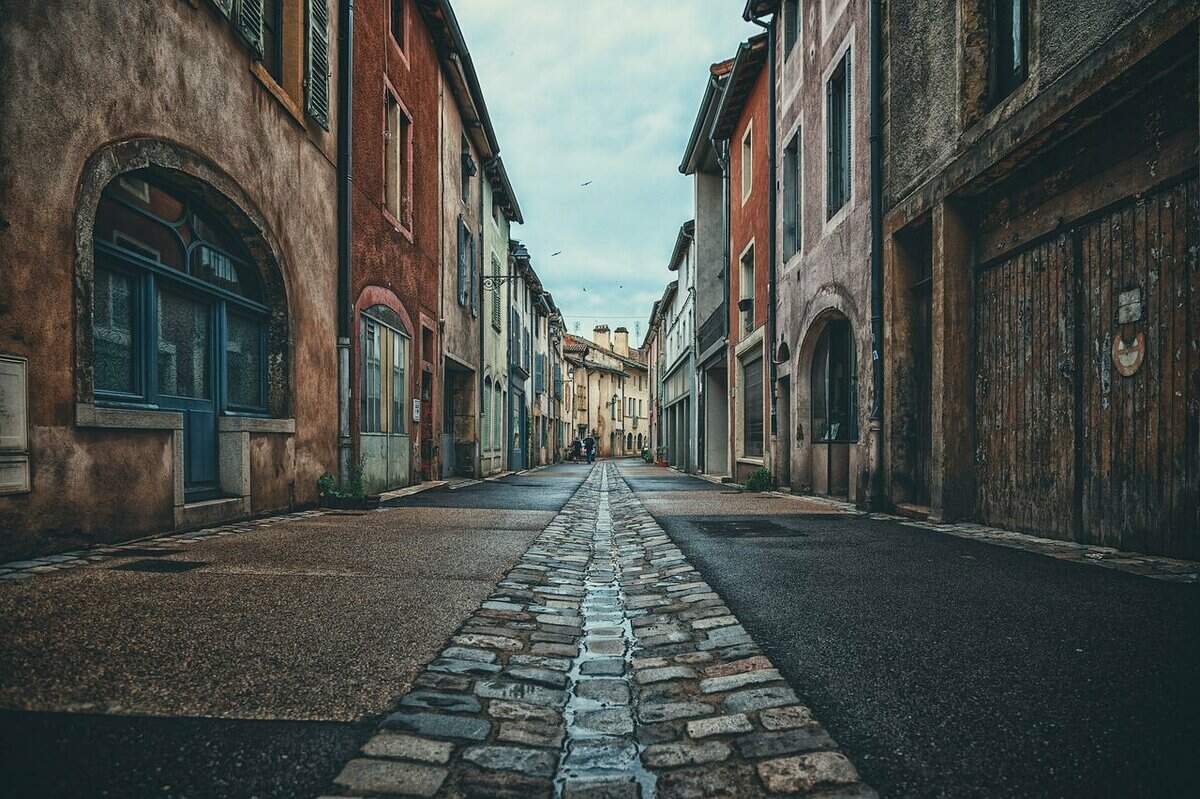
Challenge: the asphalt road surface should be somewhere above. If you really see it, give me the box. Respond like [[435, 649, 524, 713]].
[[620, 461, 1200, 798], [0, 467, 586, 799]]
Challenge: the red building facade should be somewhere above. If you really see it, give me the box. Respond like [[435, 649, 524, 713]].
[[715, 34, 772, 483], [351, 0, 443, 492]]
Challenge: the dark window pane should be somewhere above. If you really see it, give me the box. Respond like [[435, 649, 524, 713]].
[[743, 355, 764, 457], [226, 313, 263, 407], [391, 0, 405, 45], [262, 0, 283, 82], [191, 245, 262, 302], [94, 266, 137, 394], [157, 289, 210, 399]]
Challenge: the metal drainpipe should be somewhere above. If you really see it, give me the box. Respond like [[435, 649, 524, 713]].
[[750, 12, 779, 459], [477, 169, 485, 478], [336, 0, 355, 488], [868, 0, 886, 509]]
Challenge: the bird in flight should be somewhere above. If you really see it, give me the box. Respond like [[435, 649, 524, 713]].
[[551, 251, 562, 257], [580, 181, 592, 187]]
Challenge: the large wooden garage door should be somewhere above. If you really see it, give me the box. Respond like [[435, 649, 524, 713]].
[[975, 233, 1076, 538], [975, 174, 1199, 558], [1077, 176, 1199, 558]]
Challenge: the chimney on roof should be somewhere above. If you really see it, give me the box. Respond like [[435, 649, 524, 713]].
[[613, 327, 629, 357], [593, 325, 611, 349]]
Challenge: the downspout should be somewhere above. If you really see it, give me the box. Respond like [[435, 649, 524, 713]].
[[868, 0, 886, 509], [750, 12, 779, 467], [336, 0, 354, 488], [716, 138, 731, 477]]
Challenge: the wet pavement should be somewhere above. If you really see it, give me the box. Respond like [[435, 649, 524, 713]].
[[619, 460, 1200, 798], [0, 468, 584, 798]]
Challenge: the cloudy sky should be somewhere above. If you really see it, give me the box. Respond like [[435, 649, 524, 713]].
[[453, 1, 758, 347]]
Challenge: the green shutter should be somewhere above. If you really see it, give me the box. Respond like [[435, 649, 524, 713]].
[[843, 53, 852, 203], [236, 0, 264, 59], [305, 0, 331, 129], [825, 78, 834, 215], [210, 0, 234, 19]]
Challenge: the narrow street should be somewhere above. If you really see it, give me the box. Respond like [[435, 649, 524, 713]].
[[3, 460, 1196, 797]]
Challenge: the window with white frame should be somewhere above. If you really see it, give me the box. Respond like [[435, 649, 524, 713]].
[[740, 121, 754, 202], [783, 131, 802, 259]]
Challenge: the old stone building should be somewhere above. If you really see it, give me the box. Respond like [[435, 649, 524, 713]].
[[882, 0, 1198, 556], [479, 158, 522, 477], [0, 0, 340, 560], [766, 0, 877, 501], [429, 0, 497, 479], [680, 58, 734, 479], [566, 329, 649, 458]]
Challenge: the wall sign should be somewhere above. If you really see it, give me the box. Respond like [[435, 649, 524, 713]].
[[0, 354, 30, 495], [1112, 332, 1146, 378], [412, 398, 421, 423]]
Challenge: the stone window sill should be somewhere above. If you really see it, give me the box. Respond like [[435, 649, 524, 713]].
[[218, 416, 296, 434], [77, 403, 182, 431]]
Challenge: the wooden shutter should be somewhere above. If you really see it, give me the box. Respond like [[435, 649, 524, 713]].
[[235, 0, 264, 59], [210, 0, 234, 19], [825, 78, 834, 214], [469, 233, 479, 318], [456, 219, 467, 306], [842, 54, 852, 204], [305, 0, 331, 129]]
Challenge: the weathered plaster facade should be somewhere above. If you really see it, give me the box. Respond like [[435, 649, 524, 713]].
[[774, 0, 875, 501], [0, 0, 338, 560], [480, 159, 521, 476], [352, 0, 442, 493], [882, 0, 1199, 557]]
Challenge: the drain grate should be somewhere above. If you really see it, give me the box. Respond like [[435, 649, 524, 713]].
[[110, 559, 206, 573], [694, 515, 848, 538]]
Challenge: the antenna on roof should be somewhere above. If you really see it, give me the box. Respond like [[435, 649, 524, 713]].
[[573, 321, 581, 333], [634, 321, 641, 340]]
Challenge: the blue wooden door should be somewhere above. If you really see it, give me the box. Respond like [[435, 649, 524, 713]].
[[155, 287, 219, 500]]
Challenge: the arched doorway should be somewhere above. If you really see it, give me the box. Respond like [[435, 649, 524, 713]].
[[809, 317, 857, 496], [92, 170, 279, 501]]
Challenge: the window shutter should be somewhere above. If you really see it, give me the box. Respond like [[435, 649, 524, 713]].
[[825, 78, 834, 213], [235, 0, 265, 59], [457, 219, 467, 306], [210, 0, 234, 19], [305, 0, 331, 130], [469, 235, 479, 318], [843, 55, 852, 203]]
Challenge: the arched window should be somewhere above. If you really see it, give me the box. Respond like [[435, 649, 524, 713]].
[[92, 171, 271, 500], [360, 304, 410, 436], [811, 318, 857, 442]]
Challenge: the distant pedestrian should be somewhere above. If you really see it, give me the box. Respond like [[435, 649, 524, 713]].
[[584, 434, 596, 464], [570, 438, 582, 462]]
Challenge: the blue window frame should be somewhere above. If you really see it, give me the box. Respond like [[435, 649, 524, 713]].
[[92, 172, 270, 416]]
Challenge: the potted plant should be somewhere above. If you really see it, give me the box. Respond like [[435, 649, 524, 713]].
[[317, 461, 380, 510]]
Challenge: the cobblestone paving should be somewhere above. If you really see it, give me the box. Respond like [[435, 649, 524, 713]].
[[322, 463, 875, 798]]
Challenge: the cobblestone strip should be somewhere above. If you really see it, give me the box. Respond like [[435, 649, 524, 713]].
[[321, 462, 876, 798], [610, 467, 877, 799]]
